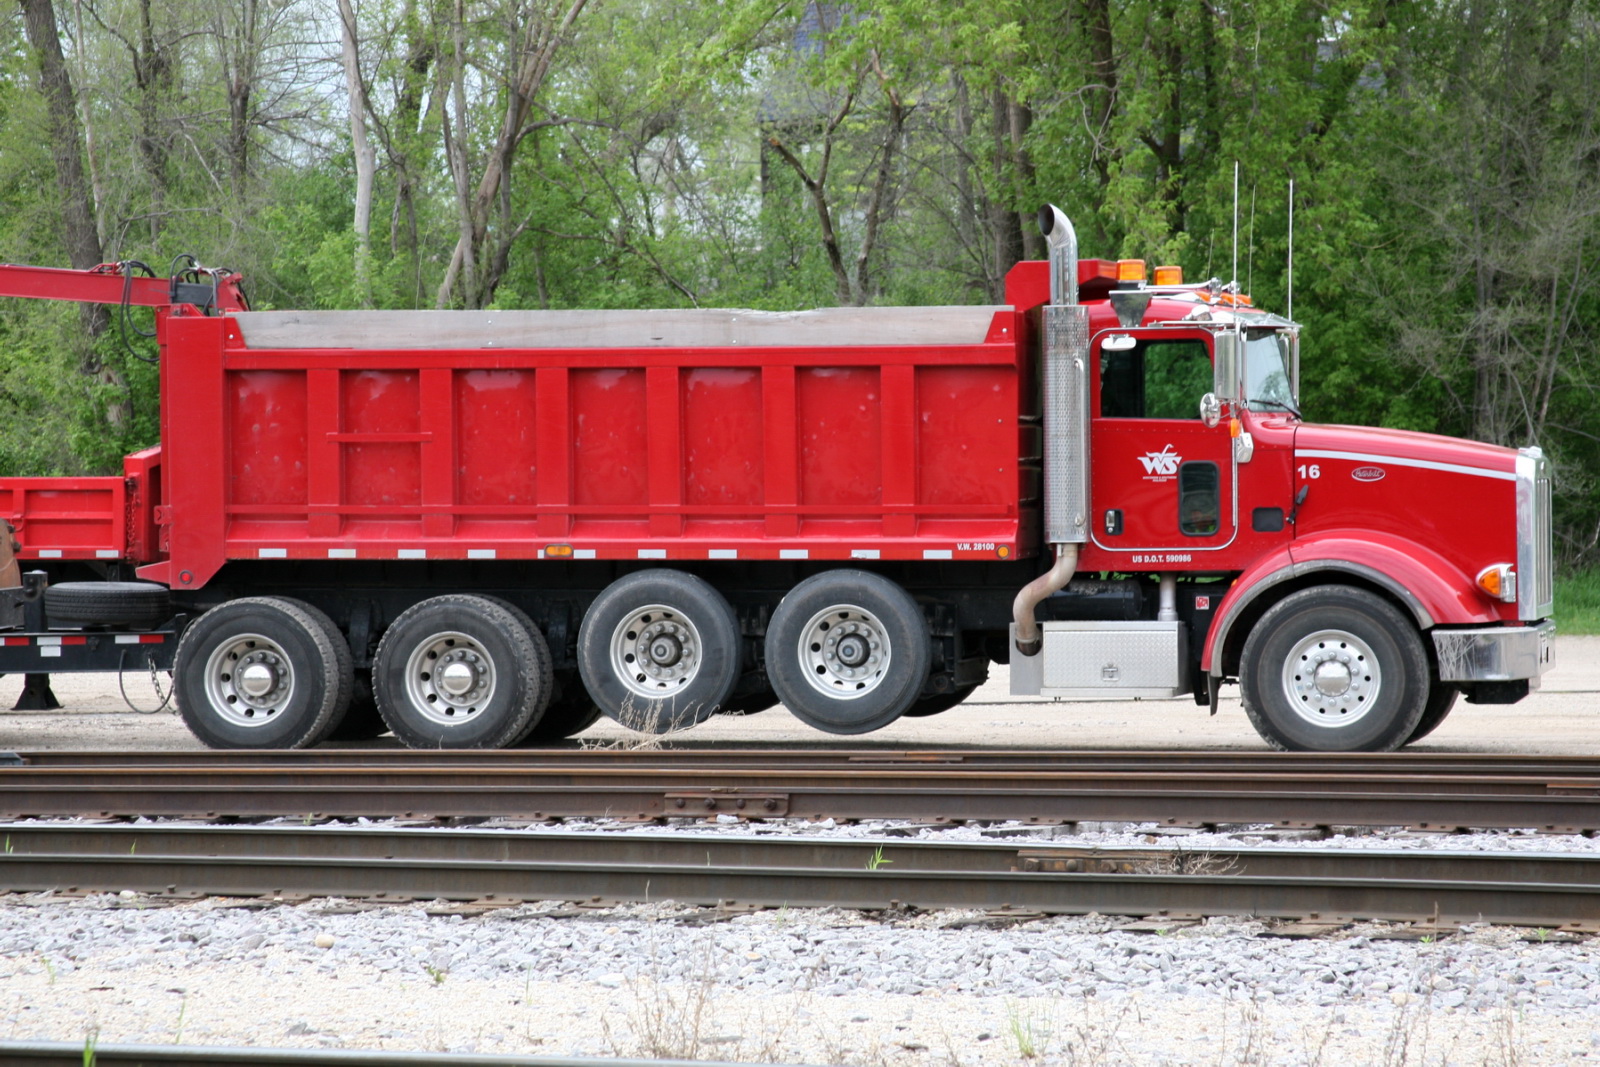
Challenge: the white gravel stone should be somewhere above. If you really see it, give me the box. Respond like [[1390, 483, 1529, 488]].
[[0, 879, 1595, 1064]]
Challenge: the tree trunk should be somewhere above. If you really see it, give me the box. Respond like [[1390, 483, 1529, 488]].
[[338, 0, 376, 308], [19, 0, 130, 435], [988, 86, 1023, 284]]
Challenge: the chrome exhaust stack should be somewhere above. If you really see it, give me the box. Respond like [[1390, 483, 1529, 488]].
[[1014, 204, 1092, 656]]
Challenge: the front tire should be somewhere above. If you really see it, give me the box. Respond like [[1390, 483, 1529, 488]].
[[765, 570, 930, 735], [1240, 586, 1428, 752], [174, 597, 351, 749], [1406, 682, 1460, 744]]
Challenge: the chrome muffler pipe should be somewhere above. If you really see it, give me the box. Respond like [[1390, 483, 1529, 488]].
[[1014, 204, 1091, 656]]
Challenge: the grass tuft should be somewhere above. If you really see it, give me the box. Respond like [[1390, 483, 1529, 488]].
[[1554, 568, 1600, 635]]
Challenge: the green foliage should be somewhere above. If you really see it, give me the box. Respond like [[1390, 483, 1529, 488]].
[[0, 0, 1595, 562], [1555, 569, 1600, 636]]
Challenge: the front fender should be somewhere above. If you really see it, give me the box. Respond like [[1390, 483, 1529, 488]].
[[1203, 529, 1499, 676]]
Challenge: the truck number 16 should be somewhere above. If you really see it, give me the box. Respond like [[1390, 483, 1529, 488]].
[[1297, 464, 1321, 480]]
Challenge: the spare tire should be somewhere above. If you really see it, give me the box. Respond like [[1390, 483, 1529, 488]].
[[44, 581, 172, 630]]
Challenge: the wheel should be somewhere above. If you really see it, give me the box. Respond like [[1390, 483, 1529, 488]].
[[577, 569, 739, 733], [45, 581, 171, 629], [764, 569, 931, 735], [325, 668, 389, 742], [474, 595, 555, 744], [1239, 586, 1429, 752], [373, 594, 553, 749], [173, 597, 352, 749], [1406, 681, 1460, 744], [516, 672, 604, 744]]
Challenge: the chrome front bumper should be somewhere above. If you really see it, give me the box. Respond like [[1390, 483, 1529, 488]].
[[1432, 620, 1555, 684]]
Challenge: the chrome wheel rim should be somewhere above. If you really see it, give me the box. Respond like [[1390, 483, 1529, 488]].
[[1282, 628, 1381, 728], [203, 633, 295, 728], [609, 604, 704, 700], [403, 630, 496, 726], [797, 604, 891, 701]]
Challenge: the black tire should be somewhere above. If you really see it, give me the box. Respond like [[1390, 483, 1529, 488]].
[[1240, 586, 1429, 752], [578, 569, 739, 734], [173, 597, 350, 749], [516, 672, 604, 744], [765, 569, 931, 735], [45, 581, 171, 629], [373, 594, 552, 749], [475, 596, 555, 745], [325, 669, 389, 742], [1406, 682, 1460, 744]]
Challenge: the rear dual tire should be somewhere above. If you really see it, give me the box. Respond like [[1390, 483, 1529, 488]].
[[577, 570, 740, 733], [765, 570, 931, 735], [174, 597, 352, 749], [373, 594, 552, 749]]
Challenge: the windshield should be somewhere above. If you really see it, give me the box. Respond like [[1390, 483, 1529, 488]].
[[1244, 328, 1298, 415]]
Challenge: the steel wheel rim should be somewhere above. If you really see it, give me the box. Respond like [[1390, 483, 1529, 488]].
[[797, 604, 891, 701], [1281, 628, 1382, 728], [608, 604, 704, 700], [403, 630, 497, 726], [203, 632, 296, 728]]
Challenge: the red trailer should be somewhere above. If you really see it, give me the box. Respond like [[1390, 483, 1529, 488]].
[[0, 207, 1555, 751]]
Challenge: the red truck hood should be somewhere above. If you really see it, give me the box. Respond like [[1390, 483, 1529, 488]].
[[1292, 422, 1517, 476]]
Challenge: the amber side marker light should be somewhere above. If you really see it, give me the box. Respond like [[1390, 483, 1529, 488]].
[[1152, 265, 1184, 286], [546, 544, 575, 558], [1476, 563, 1517, 602]]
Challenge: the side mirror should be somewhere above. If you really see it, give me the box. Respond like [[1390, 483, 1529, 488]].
[[1212, 330, 1241, 402], [1199, 392, 1222, 428]]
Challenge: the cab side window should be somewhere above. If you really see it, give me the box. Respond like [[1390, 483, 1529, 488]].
[[1100, 339, 1212, 419]]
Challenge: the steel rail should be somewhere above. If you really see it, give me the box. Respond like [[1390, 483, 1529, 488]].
[[13, 749, 1600, 776], [0, 824, 1596, 929], [0, 1041, 779, 1067], [1, 755, 1599, 828]]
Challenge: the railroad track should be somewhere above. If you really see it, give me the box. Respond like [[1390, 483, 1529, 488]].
[[1, 823, 1597, 931], [2, 750, 1599, 830]]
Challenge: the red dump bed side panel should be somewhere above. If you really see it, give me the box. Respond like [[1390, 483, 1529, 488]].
[[0, 476, 125, 563], [146, 308, 1034, 590]]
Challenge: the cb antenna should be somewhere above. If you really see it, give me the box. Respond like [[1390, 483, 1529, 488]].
[[1287, 178, 1295, 322], [1231, 161, 1240, 292]]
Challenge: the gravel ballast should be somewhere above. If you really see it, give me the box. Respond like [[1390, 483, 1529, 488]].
[[3, 822, 1599, 1064]]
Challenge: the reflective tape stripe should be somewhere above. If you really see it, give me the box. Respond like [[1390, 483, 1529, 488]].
[[638, 549, 667, 559], [923, 549, 953, 560], [779, 549, 809, 560], [327, 549, 357, 559], [850, 549, 880, 560], [467, 549, 496, 560], [398, 549, 427, 559], [258, 548, 287, 559], [708, 549, 738, 559]]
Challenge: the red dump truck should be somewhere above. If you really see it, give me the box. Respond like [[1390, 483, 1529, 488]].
[[0, 207, 1554, 751]]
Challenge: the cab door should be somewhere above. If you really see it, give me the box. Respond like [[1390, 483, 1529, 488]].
[[1088, 330, 1236, 564]]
